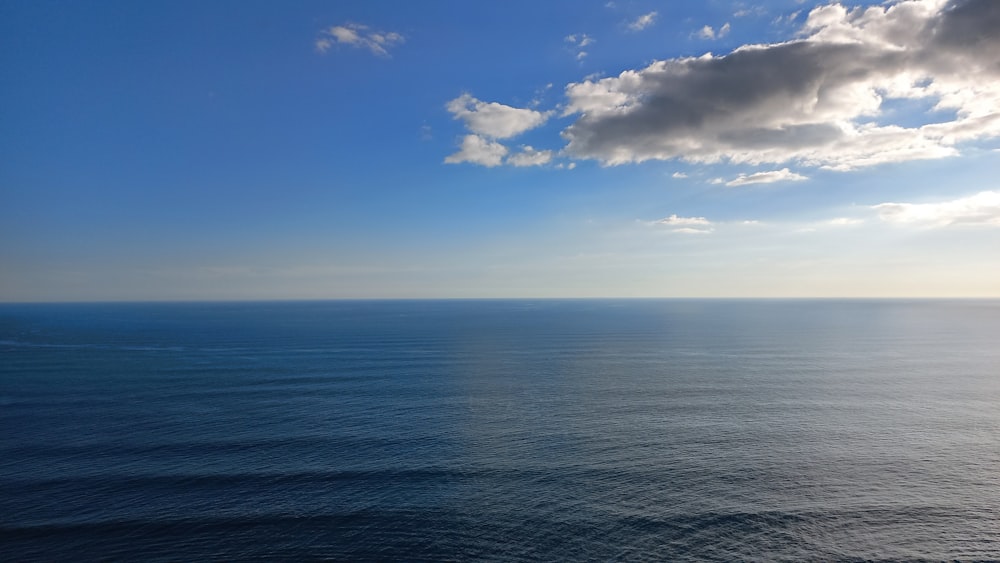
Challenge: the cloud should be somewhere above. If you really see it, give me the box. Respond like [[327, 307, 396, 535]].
[[735, 6, 767, 18], [698, 22, 731, 39], [671, 172, 689, 178], [447, 93, 550, 140], [658, 214, 711, 226], [565, 34, 595, 61], [561, 0, 1000, 169], [565, 34, 595, 47], [654, 214, 714, 234], [726, 168, 809, 186], [873, 190, 1000, 227], [826, 217, 864, 226], [316, 23, 404, 57], [628, 11, 658, 31], [444, 135, 509, 167], [507, 146, 554, 167]]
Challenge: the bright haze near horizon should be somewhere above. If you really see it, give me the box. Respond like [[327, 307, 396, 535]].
[[2, 0, 999, 301]]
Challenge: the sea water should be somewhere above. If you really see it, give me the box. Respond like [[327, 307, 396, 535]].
[[1, 299, 999, 561]]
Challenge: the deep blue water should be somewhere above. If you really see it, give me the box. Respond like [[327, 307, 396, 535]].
[[1, 299, 999, 561]]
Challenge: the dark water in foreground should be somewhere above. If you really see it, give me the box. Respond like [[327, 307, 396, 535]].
[[1, 299, 999, 561]]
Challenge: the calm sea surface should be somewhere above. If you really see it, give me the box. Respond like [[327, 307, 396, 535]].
[[1, 299, 998, 561]]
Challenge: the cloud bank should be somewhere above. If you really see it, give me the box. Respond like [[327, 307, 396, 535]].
[[873, 190, 1000, 227], [561, 0, 1000, 169]]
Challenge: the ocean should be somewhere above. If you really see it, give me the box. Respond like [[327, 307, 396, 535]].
[[1, 299, 998, 561]]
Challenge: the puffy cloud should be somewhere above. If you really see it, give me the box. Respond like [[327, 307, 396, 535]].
[[561, 0, 1000, 169], [507, 146, 554, 167], [628, 12, 658, 31], [873, 190, 1000, 227], [726, 168, 809, 186], [444, 135, 509, 167], [316, 23, 404, 57], [447, 93, 550, 140]]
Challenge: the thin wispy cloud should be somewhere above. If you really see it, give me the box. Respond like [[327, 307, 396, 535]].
[[627, 11, 658, 31], [656, 214, 713, 234], [726, 168, 808, 186], [697, 22, 731, 40], [734, 5, 767, 18], [565, 34, 595, 47], [565, 34, 595, 61], [658, 214, 711, 226], [826, 217, 864, 226], [316, 23, 404, 57]]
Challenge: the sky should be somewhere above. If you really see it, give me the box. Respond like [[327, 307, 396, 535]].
[[2, 0, 999, 301]]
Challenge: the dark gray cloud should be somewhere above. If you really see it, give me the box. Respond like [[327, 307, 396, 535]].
[[931, 0, 1000, 60], [561, 0, 1000, 169]]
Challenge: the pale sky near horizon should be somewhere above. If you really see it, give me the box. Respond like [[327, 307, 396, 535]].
[[2, 0, 999, 301]]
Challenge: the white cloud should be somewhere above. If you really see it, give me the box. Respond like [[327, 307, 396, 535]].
[[658, 214, 712, 226], [447, 93, 550, 140], [873, 190, 1000, 227], [826, 217, 864, 226], [566, 34, 595, 47], [566, 33, 595, 61], [561, 0, 1000, 169], [772, 10, 802, 26], [444, 134, 509, 167], [735, 5, 767, 18], [698, 23, 731, 40], [316, 23, 404, 57], [671, 172, 689, 178], [628, 12, 658, 31], [726, 168, 809, 186], [649, 213, 715, 233], [507, 146, 554, 167]]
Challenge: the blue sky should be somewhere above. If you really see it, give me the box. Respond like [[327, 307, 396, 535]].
[[2, 0, 999, 300]]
